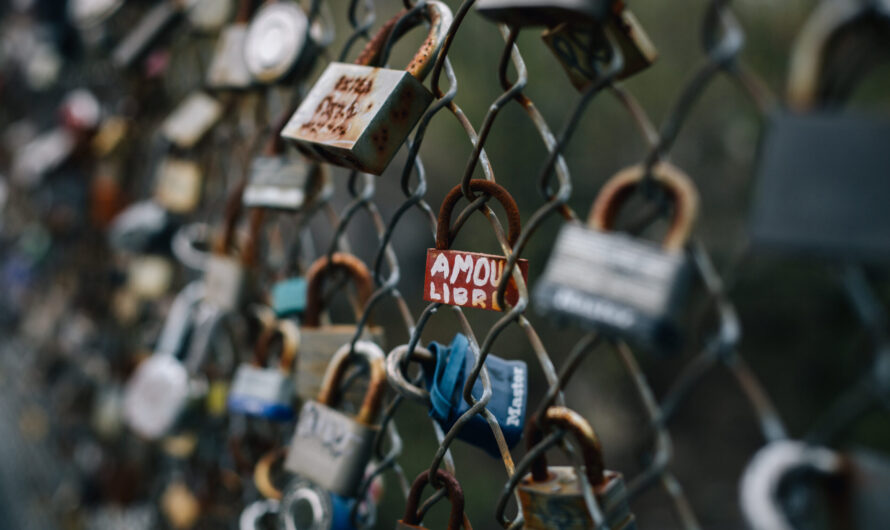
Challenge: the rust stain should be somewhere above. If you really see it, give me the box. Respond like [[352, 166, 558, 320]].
[[296, 72, 378, 141]]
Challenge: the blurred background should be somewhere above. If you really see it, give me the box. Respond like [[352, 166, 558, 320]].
[[1, 0, 889, 528]]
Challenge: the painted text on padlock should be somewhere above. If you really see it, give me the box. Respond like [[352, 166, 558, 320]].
[[281, 63, 434, 175], [423, 249, 529, 311]]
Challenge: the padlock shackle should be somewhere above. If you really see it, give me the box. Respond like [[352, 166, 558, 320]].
[[317, 341, 387, 425], [252, 319, 301, 373], [354, 1, 453, 81], [302, 252, 374, 328], [787, 0, 890, 110], [253, 446, 287, 501], [401, 469, 465, 529], [436, 179, 523, 250], [527, 406, 606, 487], [588, 162, 699, 252]]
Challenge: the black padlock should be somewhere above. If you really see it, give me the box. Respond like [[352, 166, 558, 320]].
[[534, 162, 699, 354], [750, 0, 890, 263]]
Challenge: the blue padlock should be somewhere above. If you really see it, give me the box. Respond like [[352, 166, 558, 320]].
[[424, 333, 527, 457], [271, 277, 308, 318]]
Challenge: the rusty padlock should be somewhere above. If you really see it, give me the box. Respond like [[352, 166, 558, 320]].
[[227, 319, 300, 421], [519, 406, 635, 529], [280, 1, 453, 175], [424, 180, 529, 312], [534, 162, 699, 354], [284, 340, 387, 498], [297, 252, 383, 403], [541, 8, 657, 90], [396, 469, 467, 529]]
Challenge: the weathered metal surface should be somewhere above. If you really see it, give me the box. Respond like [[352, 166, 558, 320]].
[[154, 157, 202, 214], [295, 325, 383, 404], [161, 92, 223, 149], [542, 10, 657, 91], [206, 24, 253, 89], [281, 63, 434, 175], [424, 249, 529, 311], [519, 468, 636, 530]]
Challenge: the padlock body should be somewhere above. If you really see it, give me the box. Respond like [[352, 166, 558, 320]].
[[204, 255, 245, 312], [227, 363, 295, 420], [243, 155, 313, 210], [281, 63, 434, 175], [154, 157, 202, 214], [424, 333, 526, 457], [123, 355, 190, 439], [424, 249, 530, 311], [162, 92, 223, 150], [284, 401, 378, 498], [534, 223, 692, 354], [296, 325, 384, 403], [207, 24, 254, 89], [476, 0, 615, 28], [272, 277, 308, 317], [750, 112, 890, 263], [542, 11, 656, 91], [519, 467, 635, 530], [244, 3, 310, 84]]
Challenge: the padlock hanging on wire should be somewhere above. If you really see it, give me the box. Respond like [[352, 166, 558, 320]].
[[534, 162, 700, 354], [424, 180, 529, 312], [396, 469, 468, 529], [280, 1, 453, 175]]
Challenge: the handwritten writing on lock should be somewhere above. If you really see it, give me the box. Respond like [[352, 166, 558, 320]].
[[424, 249, 529, 311]]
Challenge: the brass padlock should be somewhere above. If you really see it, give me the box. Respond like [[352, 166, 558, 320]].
[[519, 406, 635, 529], [541, 8, 657, 90], [396, 469, 467, 529], [280, 1, 453, 175], [284, 340, 387, 498], [296, 252, 383, 403]]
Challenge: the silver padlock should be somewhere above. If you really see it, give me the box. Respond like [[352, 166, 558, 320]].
[[280, 1, 452, 175], [284, 341, 387, 498], [161, 92, 224, 150], [244, 1, 314, 84], [227, 319, 300, 421], [123, 281, 205, 439], [740, 440, 890, 530], [206, 0, 256, 89], [204, 253, 247, 312]]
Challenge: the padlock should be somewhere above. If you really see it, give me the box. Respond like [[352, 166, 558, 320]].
[[284, 340, 386, 497], [534, 162, 699, 354], [541, 8, 657, 91], [519, 406, 635, 529], [126, 255, 174, 300], [297, 252, 382, 402], [123, 281, 206, 439], [280, 2, 453, 175], [204, 253, 248, 312], [187, 0, 235, 33], [244, 1, 316, 84], [424, 180, 529, 311], [108, 200, 177, 254], [244, 114, 330, 211], [161, 92, 224, 150], [422, 333, 527, 457], [272, 277, 308, 318], [740, 440, 890, 530], [750, 0, 890, 263], [396, 469, 466, 530], [227, 319, 300, 420], [154, 157, 203, 214], [206, 0, 256, 89], [112, 1, 183, 69], [277, 476, 364, 530], [476, 0, 618, 28]]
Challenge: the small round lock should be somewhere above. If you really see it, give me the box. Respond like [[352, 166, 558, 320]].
[[302, 252, 374, 328], [398, 469, 466, 530], [435, 179, 523, 251], [317, 340, 387, 425], [244, 2, 310, 83], [589, 162, 699, 252]]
